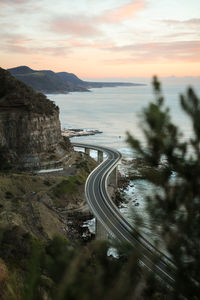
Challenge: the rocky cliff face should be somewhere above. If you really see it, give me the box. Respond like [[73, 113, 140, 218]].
[[0, 67, 72, 170]]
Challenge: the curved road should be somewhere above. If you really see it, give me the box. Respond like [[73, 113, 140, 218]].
[[73, 142, 176, 286]]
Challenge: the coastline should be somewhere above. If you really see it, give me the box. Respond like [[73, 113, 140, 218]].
[[62, 128, 102, 138]]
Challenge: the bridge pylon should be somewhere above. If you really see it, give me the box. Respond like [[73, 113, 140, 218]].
[[95, 218, 108, 240], [85, 148, 90, 155], [98, 150, 103, 163]]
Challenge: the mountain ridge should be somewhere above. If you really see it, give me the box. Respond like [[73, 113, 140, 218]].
[[8, 66, 146, 94]]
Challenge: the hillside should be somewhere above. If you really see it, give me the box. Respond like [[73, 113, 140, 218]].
[[0, 67, 58, 114], [8, 66, 88, 94], [8, 66, 145, 94]]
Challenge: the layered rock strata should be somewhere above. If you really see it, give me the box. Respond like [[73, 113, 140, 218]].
[[0, 67, 72, 170]]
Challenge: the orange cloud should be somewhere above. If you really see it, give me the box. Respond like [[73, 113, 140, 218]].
[[101, 1, 146, 23]]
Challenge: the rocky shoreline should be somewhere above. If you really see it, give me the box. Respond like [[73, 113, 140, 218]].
[[62, 128, 102, 138]]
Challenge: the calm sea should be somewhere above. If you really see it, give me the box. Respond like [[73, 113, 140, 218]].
[[47, 84, 200, 156], [47, 84, 200, 247]]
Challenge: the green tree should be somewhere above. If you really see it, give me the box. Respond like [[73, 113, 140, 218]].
[[127, 77, 200, 299]]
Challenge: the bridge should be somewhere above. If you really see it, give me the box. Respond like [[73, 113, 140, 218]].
[[72, 142, 176, 287]]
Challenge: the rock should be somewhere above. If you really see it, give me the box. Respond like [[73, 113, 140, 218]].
[[0, 67, 72, 170]]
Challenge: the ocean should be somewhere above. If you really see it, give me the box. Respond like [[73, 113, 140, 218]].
[[47, 83, 200, 247], [47, 84, 200, 153]]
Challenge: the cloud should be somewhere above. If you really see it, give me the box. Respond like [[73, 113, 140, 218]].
[[49, 16, 102, 37], [99, 1, 146, 23], [48, 1, 146, 38], [164, 32, 199, 39], [158, 19, 200, 40], [67, 38, 115, 49], [2, 43, 71, 56], [163, 18, 200, 27], [1, 0, 30, 3], [0, 0, 32, 7], [0, 32, 34, 54], [0, 32, 71, 56], [0, 0, 42, 13], [0, 32, 31, 45], [104, 40, 200, 63]]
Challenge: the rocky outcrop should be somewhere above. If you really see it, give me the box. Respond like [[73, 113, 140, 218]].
[[0, 67, 72, 170]]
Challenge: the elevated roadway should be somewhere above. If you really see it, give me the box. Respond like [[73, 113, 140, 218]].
[[72, 142, 176, 287]]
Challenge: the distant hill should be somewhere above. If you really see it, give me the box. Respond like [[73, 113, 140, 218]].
[[8, 66, 146, 94], [7, 66, 88, 94]]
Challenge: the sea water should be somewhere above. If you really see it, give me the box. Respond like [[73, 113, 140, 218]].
[[47, 83, 200, 246], [47, 84, 200, 151]]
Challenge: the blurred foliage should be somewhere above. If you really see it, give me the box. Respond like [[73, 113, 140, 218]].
[[127, 76, 200, 299], [0, 226, 168, 300]]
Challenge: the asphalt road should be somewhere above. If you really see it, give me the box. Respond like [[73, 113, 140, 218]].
[[72, 142, 176, 287]]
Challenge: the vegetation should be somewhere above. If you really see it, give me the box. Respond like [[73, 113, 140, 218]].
[[7, 66, 88, 93], [1, 230, 167, 300], [7, 66, 141, 94], [52, 176, 85, 198], [0, 146, 11, 171], [0, 68, 59, 115], [0, 78, 199, 299], [127, 77, 200, 299]]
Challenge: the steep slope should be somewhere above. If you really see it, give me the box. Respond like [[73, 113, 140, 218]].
[[0, 67, 72, 170]]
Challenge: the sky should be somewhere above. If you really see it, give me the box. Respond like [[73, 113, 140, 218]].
[[0, 0, 200, 79]]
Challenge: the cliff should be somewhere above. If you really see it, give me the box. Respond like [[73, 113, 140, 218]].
[[0, 67, 72, 170], [8, 66, 146, 94]]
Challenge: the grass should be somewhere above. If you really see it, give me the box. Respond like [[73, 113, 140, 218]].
[[0, 174, 48, 199], [52, 176, 85, 198]]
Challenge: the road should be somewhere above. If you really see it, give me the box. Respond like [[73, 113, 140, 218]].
[[72, 142, 176, 287]]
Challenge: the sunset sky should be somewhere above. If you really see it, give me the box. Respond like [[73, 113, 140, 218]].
[[0, 0, 200, 79]]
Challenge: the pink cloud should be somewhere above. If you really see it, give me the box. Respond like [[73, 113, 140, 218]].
[[0, 32, 71, 56], [100, 1, 146, 23], [49, 1, 146, 38], [2, 43, 71, 56], [105, 41, 200, 63], [0, 32, 31, 45], [49, 17, 101, 37]]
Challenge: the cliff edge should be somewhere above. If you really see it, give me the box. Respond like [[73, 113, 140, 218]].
[[0, 67, 72, 170]]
